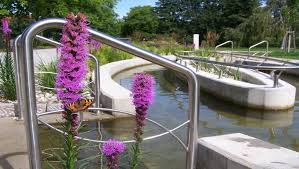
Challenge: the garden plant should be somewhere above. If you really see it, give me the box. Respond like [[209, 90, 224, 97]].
[[0, 17, 16, 101], [48, 12, 155, 169]]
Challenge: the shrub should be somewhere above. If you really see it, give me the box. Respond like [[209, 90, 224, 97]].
[[0, 17, 16, 101], [36, 60, 57, 92], [133, 36, 189, 55], [0, 52, 16, 100], [91, 45, 133, 66]]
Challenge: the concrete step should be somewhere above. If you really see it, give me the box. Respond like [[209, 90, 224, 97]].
[[197, 133, 299, 169]]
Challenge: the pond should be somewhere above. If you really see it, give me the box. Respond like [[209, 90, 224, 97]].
[[39, 68, 299, 169]]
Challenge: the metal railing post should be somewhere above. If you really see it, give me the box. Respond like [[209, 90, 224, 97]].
[[248, 40, 269, 58], [19, 26, 42, 169], [13, 35, 24, 120], [215, 41, 233, 61], [272, 70, 283, 88], [89, 55, 101, 110], [18, 18, 199, 169]]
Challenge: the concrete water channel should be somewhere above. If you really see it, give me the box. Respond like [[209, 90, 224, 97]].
[[10, 20, 298, 168], [39, 66, 299, 169]]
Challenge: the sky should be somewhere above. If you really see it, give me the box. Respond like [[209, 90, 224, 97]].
[[115, 0, 158, 18]]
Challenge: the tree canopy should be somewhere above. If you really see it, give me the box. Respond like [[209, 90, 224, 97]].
[[154, 0, 260, 43], [121, 6, 159, 38], [0, 0, 120, 36], [1, 0, 298, 47]]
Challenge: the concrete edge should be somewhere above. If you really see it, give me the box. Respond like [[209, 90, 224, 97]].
[[99, 55, 176, 114], [179, 59, 296, 110]]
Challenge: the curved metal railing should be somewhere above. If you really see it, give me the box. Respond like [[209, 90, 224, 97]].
[[248, 40, 269, 58], [215, 41, 233, 61], [15, 18, 199, 169], [13, 35, 100, 119], [37, 108, 189, 150]]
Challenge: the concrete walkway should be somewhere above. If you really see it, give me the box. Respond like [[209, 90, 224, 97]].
[[0, 118, 29, 169]]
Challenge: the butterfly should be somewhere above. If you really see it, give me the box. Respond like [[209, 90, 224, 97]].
[[66, 99, 94, 113]]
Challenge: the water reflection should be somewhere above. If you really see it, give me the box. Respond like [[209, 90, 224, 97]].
[[117, 69, 299, 152], [201, 91, 294, 128], [40, 68, 299, 168]]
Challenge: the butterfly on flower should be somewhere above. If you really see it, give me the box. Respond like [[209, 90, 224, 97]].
[[65, 99, 94, 113]]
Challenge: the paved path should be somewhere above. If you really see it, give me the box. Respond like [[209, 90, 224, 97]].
[[0, 118, 29, 169]]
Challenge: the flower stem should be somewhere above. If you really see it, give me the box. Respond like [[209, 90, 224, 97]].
[[130, 143, 140, 169], [63, 110, 78, 169]]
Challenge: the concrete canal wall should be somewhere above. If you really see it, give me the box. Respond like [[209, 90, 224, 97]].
[[197, 133, 299, 169], [100, 56, 176, 114], [179, 59, 296, 110], [100, 55, 296, 111]]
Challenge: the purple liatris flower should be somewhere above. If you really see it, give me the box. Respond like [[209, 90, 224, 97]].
[[1, 17, 12, 36], [132, 73, 155, 109], [131, 73, 155, 142], [102, 139, 125, 169], [89, 39, 101, 51], [70, 113, 79, 135], [55, 13, 90, 107]]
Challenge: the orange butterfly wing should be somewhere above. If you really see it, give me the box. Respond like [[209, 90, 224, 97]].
[[66, 99, 94, 113]]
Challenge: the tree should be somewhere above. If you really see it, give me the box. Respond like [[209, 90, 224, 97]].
[[0, 0, 120, 36], [224, 7, 284, 47], [266, 0, 299, 31], [155, 0, 184, 34], [27, 0, 120, 35], [196, 0, 223, 32], [154, 0, 259, 43], [0, 0, 30, 37], [221, 0, 260, 28], [122, 6, 159, 38]]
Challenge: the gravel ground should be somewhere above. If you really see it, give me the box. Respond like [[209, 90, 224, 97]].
[[0, 87, 92, 118], [0, 48, 93, 118]]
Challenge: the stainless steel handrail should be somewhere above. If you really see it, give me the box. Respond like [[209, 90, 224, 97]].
[[12, 35, 23, 119], [215, 41, 233, 61], [248, 40, 269, 58], [36, 108, 189, 150], [17, 18, 199, 169], [217, 50, 299, 66], [178, 55, 299, 70], [13, 35, 101, 120]]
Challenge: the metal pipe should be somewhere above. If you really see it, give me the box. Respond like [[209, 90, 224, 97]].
[[37, 108, 190, 150], [19, 18, 199, 169], [215, 41, 233, 61], [272, 70, 283, 88], [34, 35, 101, 111], [179, 56, 299, 70], [273, 71, 279, 88], [248, 40, 269, 57], [13, 35, 23, 120], [16, 34, 101, 123], [19, 25, 41, 169]]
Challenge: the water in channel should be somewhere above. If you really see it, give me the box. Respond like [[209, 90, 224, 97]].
[[40, 67, 299, 169]]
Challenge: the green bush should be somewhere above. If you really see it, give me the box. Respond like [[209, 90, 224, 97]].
[[37, 60, 57, 92], [0, 52, 16, 100], [91, 45, 133, 66], [133, 36, 189, 55]]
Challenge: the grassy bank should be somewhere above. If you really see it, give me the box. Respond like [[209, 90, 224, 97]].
[[216, 47, 299, 60]]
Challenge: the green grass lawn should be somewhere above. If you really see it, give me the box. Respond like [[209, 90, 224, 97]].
[[216, 47, 299, 60]]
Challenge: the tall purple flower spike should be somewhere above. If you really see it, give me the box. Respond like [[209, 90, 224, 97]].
[[55, 13, 90, 107], [1, 17, 12, 36], [89, 39, 101, 51], [132, 73, 155, 109], [102, 139, 126, 169], [131, 73, 155, 142]]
